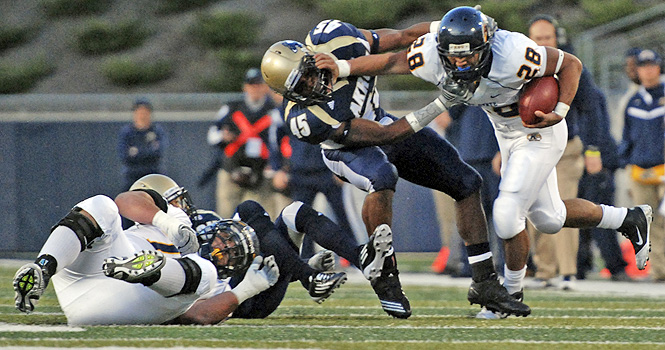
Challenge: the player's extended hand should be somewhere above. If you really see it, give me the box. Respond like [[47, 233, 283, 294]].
[[231, 256, 280, 303], [440, 75, 473, 105], [152, 211, 199, 255], [13, 263, 48, 313], [523, 110, 564, 128], [314, 53, 340, 82], [308, 249, 335, 271], [174, 225, 199, 255]]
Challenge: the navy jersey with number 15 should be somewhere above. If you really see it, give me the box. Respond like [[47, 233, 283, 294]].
[[284, 20, 385, 150]]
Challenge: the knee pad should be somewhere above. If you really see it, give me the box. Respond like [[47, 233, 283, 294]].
[[372, 163, 398, 192], [279, 201, 304, 232], [528, 208, 565, 234], [171, 257, 202, 296], [52, 207, 104, 252], [492, 195, 526, 240]]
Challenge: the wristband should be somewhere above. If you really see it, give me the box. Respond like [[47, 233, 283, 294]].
[[230, 285, 254, 304], [430, 21, 441, 33], [336, 60, 350, 78], [404, 97, 447, 132], [584, 150, 601, 157], [152, 210, 173, 229], [553, 102, 570, 118]]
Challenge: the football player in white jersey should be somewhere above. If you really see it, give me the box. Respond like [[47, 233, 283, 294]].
[[12, 189, 279, 325], [316, 6, 652, 309]]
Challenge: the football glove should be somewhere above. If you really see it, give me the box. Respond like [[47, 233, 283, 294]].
[[13, 263, 49, 313], [231, 255, 280, 304], [440, 75, 474, 105], [308, 249, 335, 271], [152, 210, 200, 255]]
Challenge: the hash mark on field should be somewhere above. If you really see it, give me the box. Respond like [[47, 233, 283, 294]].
[[0, 323, 84, 332]]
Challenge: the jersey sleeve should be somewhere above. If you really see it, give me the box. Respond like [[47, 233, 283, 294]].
[[284, 101, 340, 145], [406, 33, 444, 87], [496, 31, 548, 81], [306, 20, 371, 60]]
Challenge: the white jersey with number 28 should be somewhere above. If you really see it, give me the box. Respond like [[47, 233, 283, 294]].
[[407, 29, 547, 108]]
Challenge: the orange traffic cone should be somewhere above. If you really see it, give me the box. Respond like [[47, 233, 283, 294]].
[[431, 246, 450, 274]]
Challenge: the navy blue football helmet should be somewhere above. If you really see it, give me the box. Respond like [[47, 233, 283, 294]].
[[190, 209, 223, 234], [197, 219, 260, 279], [436, 6, 497, 82]]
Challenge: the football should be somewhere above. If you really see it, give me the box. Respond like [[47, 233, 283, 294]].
[[518, 76, 559, 125]]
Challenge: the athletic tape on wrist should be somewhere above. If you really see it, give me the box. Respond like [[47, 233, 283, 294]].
[[336, 60, 350, 78], [404, 97, 447, 132], [554, 102, 570, 118]]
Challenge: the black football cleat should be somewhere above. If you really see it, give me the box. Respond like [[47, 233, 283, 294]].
[[468, 274, 531, 317], [359, 224, 393, 281], [308, 271, 347, 304], [370, 251, 411, 319], [618, 205, 652, 270], [476, 289, 524, 319]]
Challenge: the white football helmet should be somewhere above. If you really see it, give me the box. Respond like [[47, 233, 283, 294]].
[[130, 174, 196, 217]]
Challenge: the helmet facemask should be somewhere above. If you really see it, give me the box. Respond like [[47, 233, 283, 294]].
[[284, 53, 333, 106], [436, 7, 497, 83], [164, 186, 196, 218], [438, 42, 493, 82], [197, 220, 259, 279]]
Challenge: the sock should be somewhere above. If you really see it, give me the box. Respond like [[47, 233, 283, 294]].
[[503, 265, 527, 295], [467, 242, 494, 282], [292, 203, 361, 268], [38, 226, 82, 273], [34, 254, 57, 281], [597, 205, 628, 229], [148, 258, 186, 296]]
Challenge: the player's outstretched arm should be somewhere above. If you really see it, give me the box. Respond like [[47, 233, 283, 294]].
[[528, 46, 582, 129], [360, 21, 434, 53], [330, 96, 448, 147], [315, 50, 410, 82], [175, 256, 279, 325]]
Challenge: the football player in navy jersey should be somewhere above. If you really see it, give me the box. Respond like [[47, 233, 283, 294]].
[[261, 19, 530, 318]]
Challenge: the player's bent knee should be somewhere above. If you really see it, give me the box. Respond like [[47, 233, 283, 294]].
[[529, 211, 565, 234], [54, 196, 114, 251], [492, 196, 525, 240], [372, 163, 398, 192], [458, 172, 483, 200], [280, 201, 304, 232], [235, 200, 265, 218]]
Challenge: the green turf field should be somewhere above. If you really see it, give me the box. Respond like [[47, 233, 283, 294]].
[[1, 256, 665, 349]]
